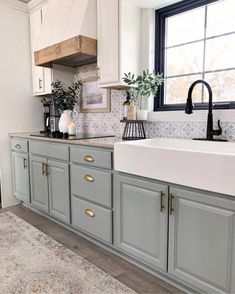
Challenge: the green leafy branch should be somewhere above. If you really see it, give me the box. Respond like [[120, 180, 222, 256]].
[[123, 70, 164, 107], [51, 80, 82, 112]]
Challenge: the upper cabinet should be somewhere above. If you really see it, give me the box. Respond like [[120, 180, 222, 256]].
[[29, 0, 145, 92], [97, 0, 142, 88], [28, 0, 96, 96], [30, 2, 52, 95]]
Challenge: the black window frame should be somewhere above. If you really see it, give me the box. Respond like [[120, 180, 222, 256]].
[[154, 0, 235, 111]]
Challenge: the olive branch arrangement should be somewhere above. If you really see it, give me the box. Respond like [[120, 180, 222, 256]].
[[123, 70, 164, 108]]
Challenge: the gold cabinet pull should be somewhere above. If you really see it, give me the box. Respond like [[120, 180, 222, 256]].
[[169, 193, 174, 215], [45, 164, 49, 176], [23, 158, 27, 169], [84, 175, 94, 182], [97, 66, 101, 79], [84, 155, 94, 162], [15, 144, 21, 150], [42, 163, 48, 176], [39, 78, 43, 89], [160, 192, 164, 212], [85, 208, 95, 217], [42, 163, 45, 175]]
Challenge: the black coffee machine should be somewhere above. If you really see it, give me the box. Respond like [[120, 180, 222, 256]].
[[41, 101, 60, 134]]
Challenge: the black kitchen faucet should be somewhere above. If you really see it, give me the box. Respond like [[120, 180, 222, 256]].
[[185, 79, 227, 142]]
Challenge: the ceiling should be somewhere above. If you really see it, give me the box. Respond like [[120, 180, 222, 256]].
[[19, 0, 182, 8], [130, 0, 182, 9]]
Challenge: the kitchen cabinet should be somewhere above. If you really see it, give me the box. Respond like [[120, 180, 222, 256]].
[[71, 164, 112, 208], [30, 155, 49, 212], [30, 155, 70, 223], [11, 151, 30, 203], [29, 0, 76, 96], [48, 160, 70, 224], [70, 145, 113, 243], [168, 187, 235, 294], [10, 136, 235, 293], [72, 197, 112, 244], [97, 0, 142, 88], [30, 3, 52, 95], [114, 174, 168, 270]]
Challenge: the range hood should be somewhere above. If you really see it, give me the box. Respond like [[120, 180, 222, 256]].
[[34, 35, 97, 68]]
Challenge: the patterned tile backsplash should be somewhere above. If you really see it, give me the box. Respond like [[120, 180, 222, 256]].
[[74, 64, 235, 141]]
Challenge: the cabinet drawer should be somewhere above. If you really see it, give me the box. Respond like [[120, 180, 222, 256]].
[[71, 165, 112, 208], [29, 141, 69, 161], [70, 146, 112, 169], [72, 197, 112, 244], [11, 138, 28, 153]]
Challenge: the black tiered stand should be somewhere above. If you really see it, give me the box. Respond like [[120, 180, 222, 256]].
[[120, 120, 146, 140]]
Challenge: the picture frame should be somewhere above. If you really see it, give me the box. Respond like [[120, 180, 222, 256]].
[[80, 77, 111, 113]]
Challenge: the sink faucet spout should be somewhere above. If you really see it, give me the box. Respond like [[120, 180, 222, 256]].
[[185, 79, 225, 141]]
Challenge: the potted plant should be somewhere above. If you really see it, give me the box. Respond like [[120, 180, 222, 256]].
[[123, 70, 164, 120], [51, 80, 82, 133]]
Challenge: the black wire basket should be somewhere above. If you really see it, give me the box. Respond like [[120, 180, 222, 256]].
[[120, 120, 146, 140]]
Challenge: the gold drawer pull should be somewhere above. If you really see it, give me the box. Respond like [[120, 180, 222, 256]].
[[15, 144, 21, 149], [84, 155, 94, 162], [84, 175, 94, 182], [85, 209, 95, 217]]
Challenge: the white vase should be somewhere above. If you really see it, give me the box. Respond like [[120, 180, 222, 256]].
[[58, 110, 78, 133], [136, 109, 148, 121]]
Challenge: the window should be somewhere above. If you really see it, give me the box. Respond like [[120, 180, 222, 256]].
[[155, 0, 235, 111]]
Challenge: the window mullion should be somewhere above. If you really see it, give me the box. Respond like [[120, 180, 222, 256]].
[[202, 5, 208, 102]]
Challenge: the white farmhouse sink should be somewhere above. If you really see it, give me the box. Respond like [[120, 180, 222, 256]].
[[114, 138, 235, 196]]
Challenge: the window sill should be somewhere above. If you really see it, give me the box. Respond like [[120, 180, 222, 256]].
[[148, 109, 235, 122]]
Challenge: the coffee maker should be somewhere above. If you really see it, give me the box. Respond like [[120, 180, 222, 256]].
[[41, 101, 60, 134], [49, 102, 60, 133], [41, 103, 50, 133]]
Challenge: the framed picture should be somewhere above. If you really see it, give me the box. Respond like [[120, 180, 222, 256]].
[[80, 77, 111, 113]]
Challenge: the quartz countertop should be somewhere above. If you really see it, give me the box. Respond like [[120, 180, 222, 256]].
[[10, 132, 123, 149]]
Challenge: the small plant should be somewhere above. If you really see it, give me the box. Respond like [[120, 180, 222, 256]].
[[51, 80, 82, 112], [123, 70, 164, 108]]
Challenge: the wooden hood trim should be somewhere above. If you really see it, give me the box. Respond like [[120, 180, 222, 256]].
[[34, 35, 97, 68]]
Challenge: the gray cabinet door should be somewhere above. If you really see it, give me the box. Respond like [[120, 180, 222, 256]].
[[48, 160, 70, 224], [30, 155, 49, 212], [11, 152, 30, 203], [114, 174, 168, 271], [169, 187, 235, 294]]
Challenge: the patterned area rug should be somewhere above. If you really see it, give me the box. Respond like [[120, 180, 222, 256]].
[[0, 212, 136, 294]]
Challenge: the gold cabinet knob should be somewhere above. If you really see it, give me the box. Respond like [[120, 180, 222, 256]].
[[85, 209, 95, 217], [84, 155, 94, 162], [15, 144, 21, 149], [84, 175, 94, 182]]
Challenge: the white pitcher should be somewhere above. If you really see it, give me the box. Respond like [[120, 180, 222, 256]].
[[58, 110, 78, 133]]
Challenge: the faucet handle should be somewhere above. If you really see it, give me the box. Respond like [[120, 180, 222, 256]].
[[212, 119, 222, 136]]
